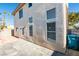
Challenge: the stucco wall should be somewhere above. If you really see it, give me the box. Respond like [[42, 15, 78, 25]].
[[14, 5, 29, 38], [14, 3, 67, 52]]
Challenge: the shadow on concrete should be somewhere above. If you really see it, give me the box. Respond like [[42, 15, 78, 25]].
[[51, 51, 66, 56]]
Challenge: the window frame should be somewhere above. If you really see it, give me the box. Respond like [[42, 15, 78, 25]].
[[29, 25, 33, 36], [28, 3, 32, 8], [19, 9, 23, 19], [47, 8, 56, 19], [22, 27, 24, 35], [47, 22, 56, 40], [29, 16, 33, 23]]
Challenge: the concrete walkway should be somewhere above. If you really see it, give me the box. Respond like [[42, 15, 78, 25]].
[[0, 29, 53, 56]]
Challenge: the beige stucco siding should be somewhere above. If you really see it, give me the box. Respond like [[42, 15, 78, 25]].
[[14, 3, 67, 52], [14, 5, 29, 38], [29, 3, 67, 49]]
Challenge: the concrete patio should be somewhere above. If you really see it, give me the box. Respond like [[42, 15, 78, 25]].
[[0, 29, 53, 56], [0, 29, 67, 56]]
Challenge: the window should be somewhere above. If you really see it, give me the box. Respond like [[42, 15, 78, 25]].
[[47, 22, 56, 40], [29, 16, 33, 36], [47, 22, 56, 31], [28, 3, 32, 8], [29, 25, 33, 36], [19, 9, 23, 19], [47, 8, 56, 19], [29, 16, 33, 23], [22, 28, 24, 35]]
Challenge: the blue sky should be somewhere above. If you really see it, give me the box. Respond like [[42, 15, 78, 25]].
[[68, 3, 79, 13], [0, 3, 18, 26], [0, 3, 79, 26]]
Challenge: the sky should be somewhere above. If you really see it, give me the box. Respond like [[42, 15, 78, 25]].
[[68, 3, 79, 13], [0, 3, 79, 27], [0, 3, 18, 26]]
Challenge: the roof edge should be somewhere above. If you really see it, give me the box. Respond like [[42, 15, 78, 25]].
[[12, 3, 26, 16]]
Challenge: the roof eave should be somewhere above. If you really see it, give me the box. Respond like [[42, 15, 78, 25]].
[[12, 3, 26, 16]]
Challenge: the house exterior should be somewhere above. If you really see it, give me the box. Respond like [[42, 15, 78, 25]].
[[12, 3, 67, 52]]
